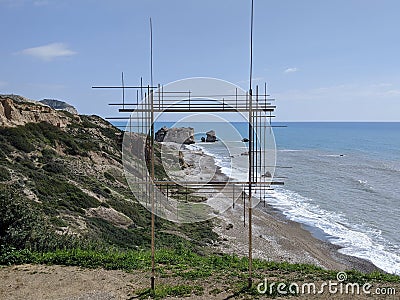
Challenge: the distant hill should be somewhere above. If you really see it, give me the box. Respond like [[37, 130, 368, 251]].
[[39, 99, 78, 115]]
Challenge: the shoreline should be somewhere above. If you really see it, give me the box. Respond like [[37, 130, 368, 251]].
[[180, 144, 381, 273]]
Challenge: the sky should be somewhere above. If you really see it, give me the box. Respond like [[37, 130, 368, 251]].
[[0, 0, 399, 121]]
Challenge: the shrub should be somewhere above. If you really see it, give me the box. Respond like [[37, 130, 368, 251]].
[[43, 161, 65, 174], [0, 126, 35, 153], [34, 177, 100, 211], [0, 185, 50, 251], [104, 171, 115, 182], [40, 148, 57, 162], [0, 166, 11, 181], [91, 186, 110, 198], [0, 185, 89, 253]]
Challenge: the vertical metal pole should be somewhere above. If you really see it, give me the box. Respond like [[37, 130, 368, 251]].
[[235, 88, 238, 109], [149, 19, 155, 290], [141, 77, 143, 100], [264, 82, 267, 106], [188, 91, 191, 110], [158, 83, 161, 110], [150, 18, 154, 88], [248, 0, 254, 289], [248, 87, 253, 289], [233, 184, 235, 209], [162, 85, 164, 109], [150, 87, 155, 291], [243, 185, 246, 227], [122, 72, 125, 110]]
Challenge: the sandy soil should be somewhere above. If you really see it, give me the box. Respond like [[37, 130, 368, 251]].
[[0, 264, 398, 300]]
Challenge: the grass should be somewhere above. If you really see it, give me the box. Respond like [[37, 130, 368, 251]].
[[0, 247, 399, 298], [1, 247, 399, 283]]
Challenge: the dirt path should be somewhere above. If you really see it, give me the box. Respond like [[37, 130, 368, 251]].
[[1, 264, 399, 300], [0, 264, 146, 300]]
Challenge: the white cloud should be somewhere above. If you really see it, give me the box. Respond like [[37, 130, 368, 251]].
[[18, 43, 76, 61], [284, 67, 298, 74], [385, 89, 400, 96], [371, 83, 392, 88]]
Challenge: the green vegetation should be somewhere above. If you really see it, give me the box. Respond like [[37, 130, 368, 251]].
[[0, 122, 100, 156], [0, 166, 10, 181], [0, 247, 398, 298], [0, 125, 35, 153], [0, 185, 84, 252], [0, 116, 219, 255]]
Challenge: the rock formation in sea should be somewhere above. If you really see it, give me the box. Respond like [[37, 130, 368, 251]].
[[206, 130, 217, 142], [155, 126, 195, 144]]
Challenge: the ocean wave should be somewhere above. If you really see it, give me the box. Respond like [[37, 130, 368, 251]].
[[184, 144, 204, 152], [352, 178, 377, 194], [266, 188, 400, 275], [278, 149, 304, 152]]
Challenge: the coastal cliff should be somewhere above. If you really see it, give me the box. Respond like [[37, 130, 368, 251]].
[[0, 95, 215, 252]]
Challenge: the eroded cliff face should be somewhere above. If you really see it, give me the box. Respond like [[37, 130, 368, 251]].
[[0, 95, 73, 128]]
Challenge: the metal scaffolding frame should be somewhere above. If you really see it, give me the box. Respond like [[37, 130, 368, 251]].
[[93, 81, 283, 289]]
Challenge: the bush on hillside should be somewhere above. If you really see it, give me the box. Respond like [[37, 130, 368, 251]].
[[0, 166, 10, 181], [0, 185, 84, 253]]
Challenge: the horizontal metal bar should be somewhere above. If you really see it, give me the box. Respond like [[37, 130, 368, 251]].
[[106, 117, 132, 120], [114, 102, 276, 107], [155, 91, 190, 94], [132, 180, 283, 185], [92, 86, 157, 89], [109, 99, 275, 104], [119, 108, 275, 113]]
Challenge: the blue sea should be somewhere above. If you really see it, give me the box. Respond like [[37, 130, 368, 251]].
[[117, 120, 400, 274], [267, 122, 400, 275]]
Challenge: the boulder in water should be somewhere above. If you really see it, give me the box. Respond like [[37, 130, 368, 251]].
[[206, 130, 217, 142]]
